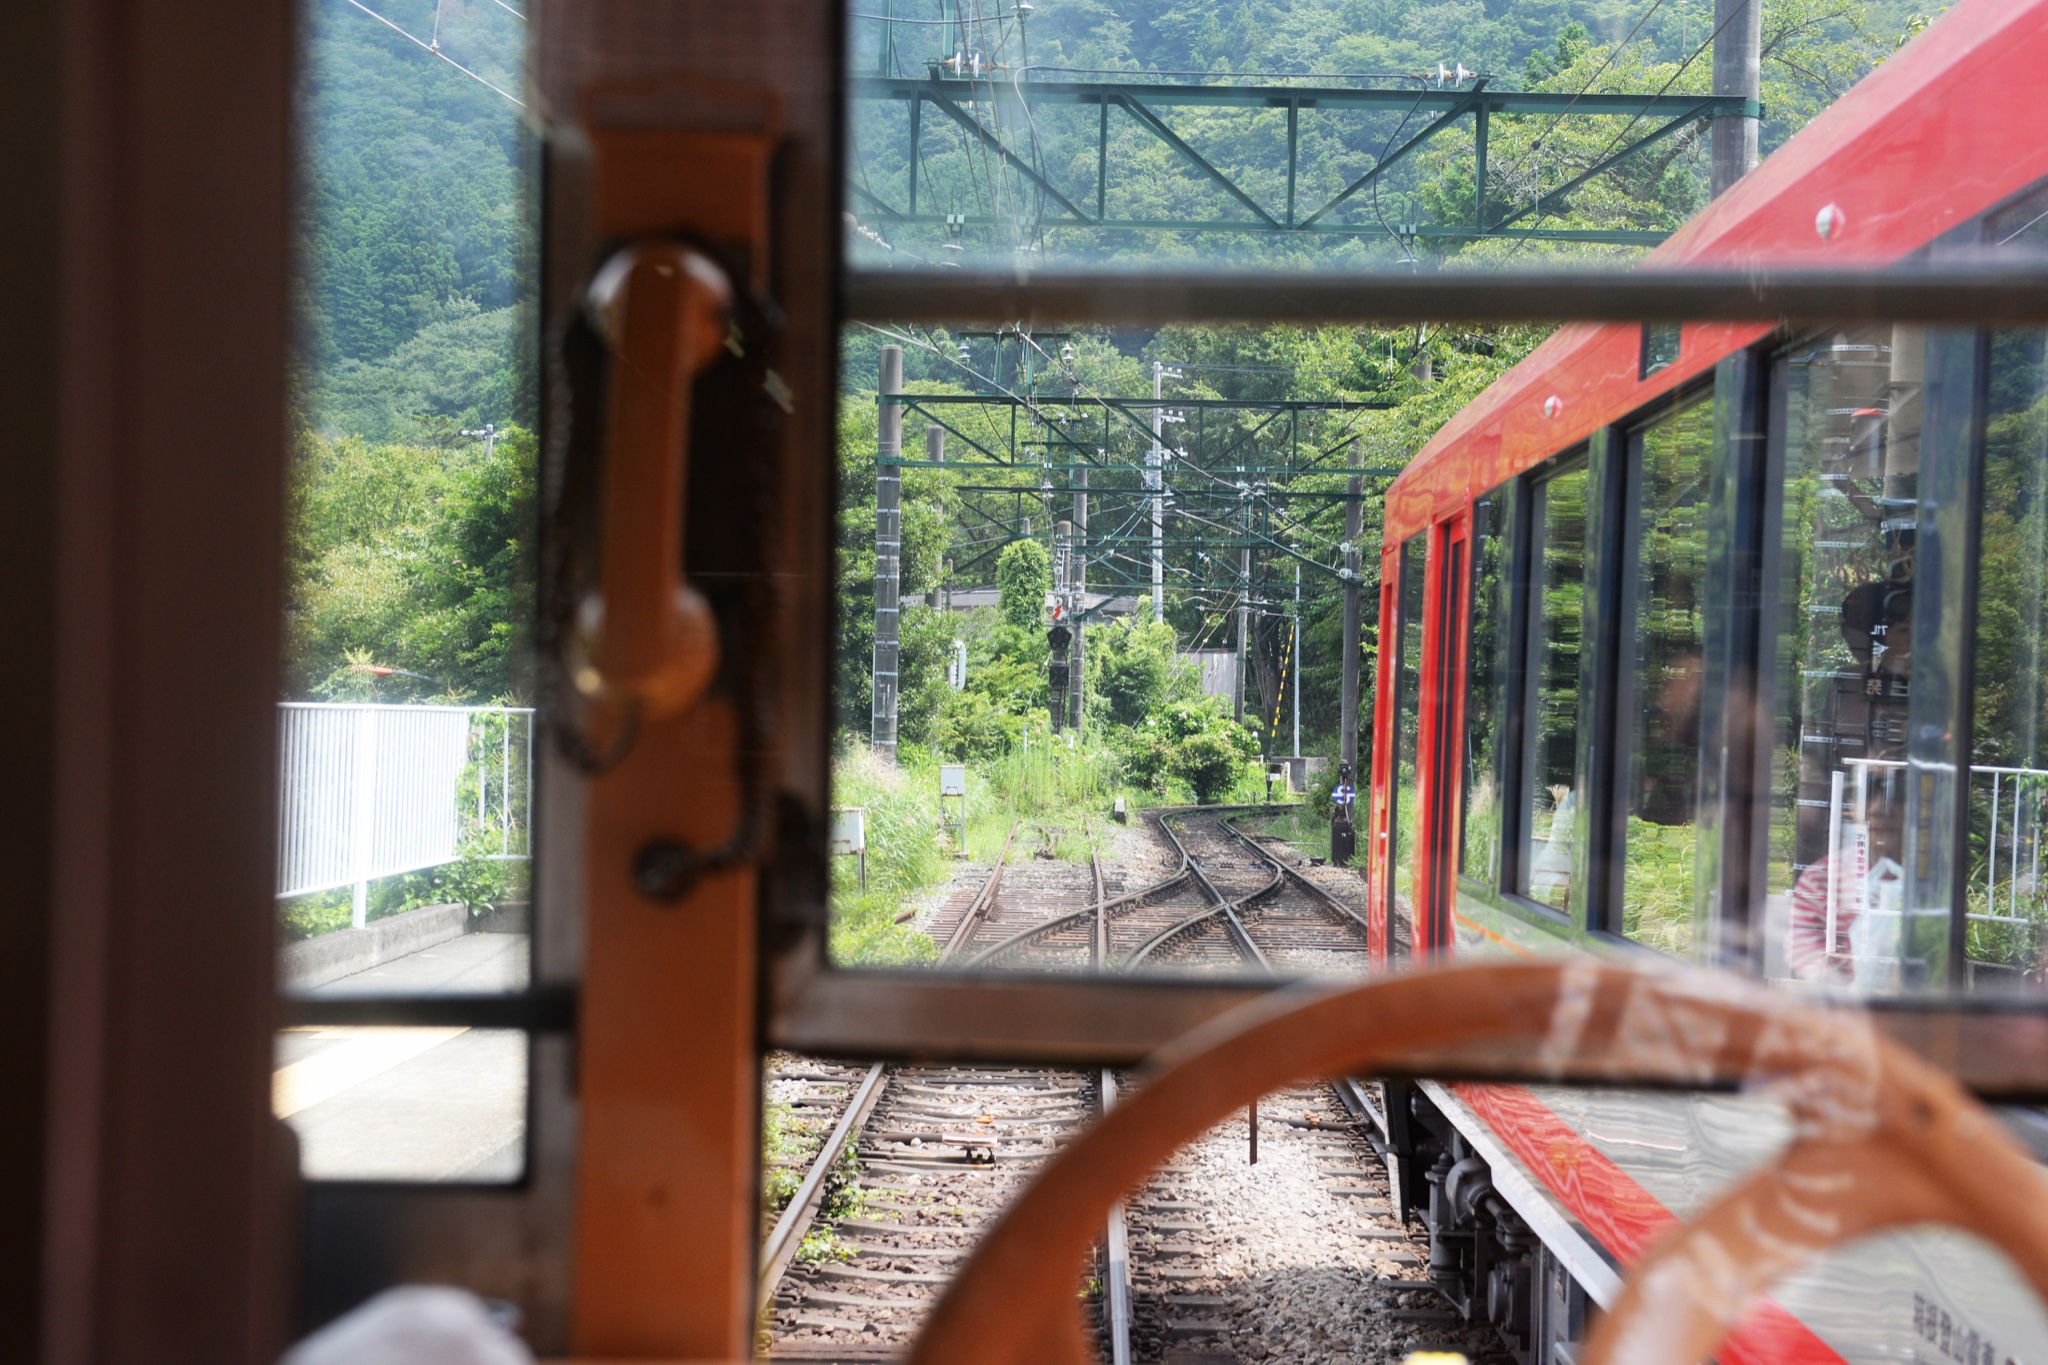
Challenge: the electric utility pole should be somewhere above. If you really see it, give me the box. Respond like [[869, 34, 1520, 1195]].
[[1148, 361, 1166, 623], [1711, 0, 1761, 198], [872, 345, 903, 761], [1292, 564, 1301, 761], [1071, 468, 1087, 734], [1235, 486, 1250, 727]]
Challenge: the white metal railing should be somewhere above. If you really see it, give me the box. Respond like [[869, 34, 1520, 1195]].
[[276, 703, 535, 925], [1826, 757, 2048, 947]]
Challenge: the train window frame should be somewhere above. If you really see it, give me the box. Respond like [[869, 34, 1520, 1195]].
[[1504, 447, 1595, 934], [278, 283, 2048, 1088], [1592, 384, 1721, 958], [1456, 480, 1530, 914]]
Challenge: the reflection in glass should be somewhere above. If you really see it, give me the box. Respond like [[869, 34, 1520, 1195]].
[[1965, 329, 2048, 989], [1521, 466, 1586, 912], [275, 1028, 527, 1181], [1389, 535, 1427, 957], [1461, 489, 1514, 886], [839, 2, 1712, 274], [1768, 327, 1925, 989], [1621, 402, 1711, 956]]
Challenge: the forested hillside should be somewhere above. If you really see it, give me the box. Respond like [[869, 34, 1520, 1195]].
[[288, 0, 533, 701], [297, 0, 531, 425], [848, 0, 1945, 268]]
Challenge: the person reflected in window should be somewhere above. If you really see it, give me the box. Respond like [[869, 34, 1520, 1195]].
[[1787, 574, 1912, 983]]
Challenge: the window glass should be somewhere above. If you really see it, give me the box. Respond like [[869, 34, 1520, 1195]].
[[1520, 465, 1586, 912], [1988, 183, 2048, 254], [1461, 489, 1514, 885], [1766, 328, 1926, 988], [1389, 534, 1428, 957], [1966, 330, 2048, 991], [276, 1027, 528, 1181], [1620, 402, 1711, 955], [839, 2, 1712, 276], [280, 0, 535, 1178]]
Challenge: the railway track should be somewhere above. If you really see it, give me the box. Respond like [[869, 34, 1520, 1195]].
[[764, 826, 1101, 1358], [764, 807, 1399, 1363], [958, 806, 1371, 977]]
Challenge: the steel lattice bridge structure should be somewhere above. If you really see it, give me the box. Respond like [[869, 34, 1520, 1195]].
[[849, 71, 1761, 246]]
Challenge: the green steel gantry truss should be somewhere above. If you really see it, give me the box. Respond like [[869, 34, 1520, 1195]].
[[849, 72, 1761, 246]]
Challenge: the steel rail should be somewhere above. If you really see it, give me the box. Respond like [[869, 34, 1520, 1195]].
[[1218, 813, 1374, 941], [843, 264, 2048, 327], [1091, 846, 1108, 974], [940, 821, 1022, 961], [1100, 1068, 1133, 1365], [1088, 846, 1134, 1365], [961, 831, 1190, 968], [1124, 813, 1276, 970], [761, 820, 1028, 1316], [756, 1062, 889, 1314]]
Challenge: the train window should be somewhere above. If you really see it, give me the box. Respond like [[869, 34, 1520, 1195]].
[[1964, 329, 2048, 990], [1989, 181, 2048, 253], [276, 0, 537, 1180], [1387, 535, 1428, 958], [1520, 461, 1587, 914], [1641, 323, 1682, 378], [1461, 487, 1516, 888], [1616, 399, 1712, 955], [1766, 327, 1928, 988], [276, 1026, 529, 1180]]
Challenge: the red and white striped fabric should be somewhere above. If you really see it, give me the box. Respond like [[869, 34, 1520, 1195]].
[[1785, 828, 1869, 982]]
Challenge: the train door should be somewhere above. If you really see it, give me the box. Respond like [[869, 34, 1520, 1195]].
[[1368, 550, 1401, 963], [1418, 514, 1472, 958], [1376, 515, 1469, 963]]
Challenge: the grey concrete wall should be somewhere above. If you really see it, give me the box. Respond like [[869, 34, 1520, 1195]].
[[280, 902, 468, 990]]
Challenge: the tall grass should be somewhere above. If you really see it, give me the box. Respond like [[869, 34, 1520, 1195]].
[[829, 731, 1207, 963], [829, 747, 948, 965]]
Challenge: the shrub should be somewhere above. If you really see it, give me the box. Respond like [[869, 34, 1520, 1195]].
[[1113, 696, 1260, 804], [1086, 618, 1198, 728], [931, 689, 1019, 762]]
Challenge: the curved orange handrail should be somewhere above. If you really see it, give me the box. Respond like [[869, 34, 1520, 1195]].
[[902, 960, 2048, 1365]]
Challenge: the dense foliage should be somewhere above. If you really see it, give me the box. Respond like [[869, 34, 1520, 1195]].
[[285, 0, 538, 709], [848, 0, 1947, 268], [287, 425, 536, 702], [298, 0, 533, 438]]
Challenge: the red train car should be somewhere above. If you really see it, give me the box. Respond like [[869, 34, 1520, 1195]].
[[1367, 0, 2048, 1359]]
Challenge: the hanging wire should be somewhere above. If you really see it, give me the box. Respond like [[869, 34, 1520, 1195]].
[[336, 0, 524, 106], [1503, 0, 1748, 255]]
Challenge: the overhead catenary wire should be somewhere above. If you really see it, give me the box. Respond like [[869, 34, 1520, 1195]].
[[1489, 0, 1670, 195], [335, 0, 524, 107], [1502, 0, 1748, 254]]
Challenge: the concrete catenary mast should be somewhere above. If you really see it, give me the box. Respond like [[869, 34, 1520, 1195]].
[[1711, 0, 1762, 198], [872, 345, 903, 761]]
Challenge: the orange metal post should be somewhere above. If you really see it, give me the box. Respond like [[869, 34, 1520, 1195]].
[[566, 104, 780, 1361]]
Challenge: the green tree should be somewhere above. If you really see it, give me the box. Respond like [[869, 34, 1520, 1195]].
[[1087, 618, 1200, 729], [286, 424, 535, 701], [996, 540, 1052, 629]]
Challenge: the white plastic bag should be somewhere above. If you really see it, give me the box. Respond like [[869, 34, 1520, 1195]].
[[282, 1286, 532, 1365]]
